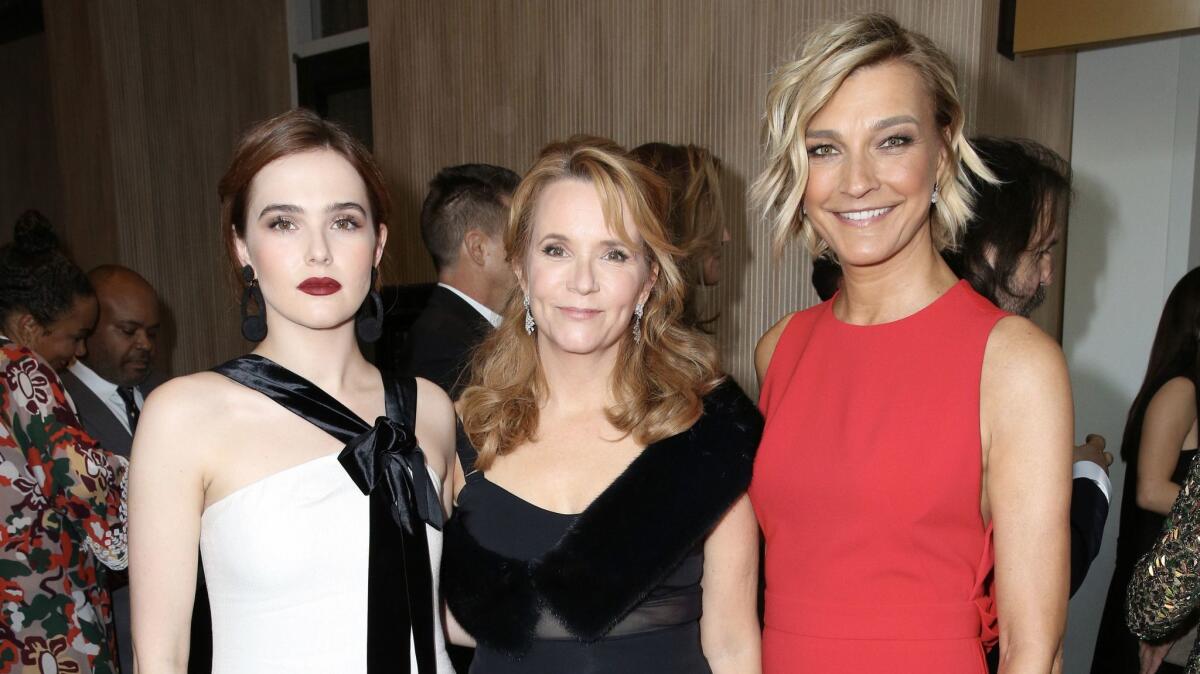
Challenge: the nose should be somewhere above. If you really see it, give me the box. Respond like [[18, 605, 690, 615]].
[[569, 257, 599, 295], [306, 229, 332, 265], [840, 151, 880, 198], [75, 339, 88, 359], [134, 329, 153, 352]]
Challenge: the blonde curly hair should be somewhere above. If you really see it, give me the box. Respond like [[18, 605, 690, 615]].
[[753, 13, 996, 256]]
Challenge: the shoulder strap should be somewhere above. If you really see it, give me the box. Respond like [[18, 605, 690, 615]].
[[454, 419, 482, 482], [383, 373, 418, 429], [212, 354, 369, 443]]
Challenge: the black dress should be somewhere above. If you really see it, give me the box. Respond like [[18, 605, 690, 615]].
[[441, 381, 763, 674], [1093, 447, 1198, 673]]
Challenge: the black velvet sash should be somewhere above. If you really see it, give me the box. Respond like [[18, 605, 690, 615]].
[[213, 354, 442, 674]]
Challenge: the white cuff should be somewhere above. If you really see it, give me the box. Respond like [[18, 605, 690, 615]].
[[1073, 460, 1112, 503]]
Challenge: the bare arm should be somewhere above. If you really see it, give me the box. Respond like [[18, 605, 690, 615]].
[[1136, 377, 1196, 515], [982, 317, 1072, 674], [754, 314, 794, 389], [700, 495, 762, 674], [129, 379, 208, 674]]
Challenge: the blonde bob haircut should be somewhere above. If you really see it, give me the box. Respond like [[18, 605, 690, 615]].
[[459, 136, 722, 470], [753, 13, 996, 256]]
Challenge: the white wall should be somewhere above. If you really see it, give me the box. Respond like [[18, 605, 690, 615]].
[[1063, 34, 1200, 673]]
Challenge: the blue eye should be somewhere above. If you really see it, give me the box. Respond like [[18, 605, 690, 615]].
[[807, 144, 836, 157], [542, 244, 566, 257], [603, 249, 630, 262]]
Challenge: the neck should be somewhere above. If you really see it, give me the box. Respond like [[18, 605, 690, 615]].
[[836, 229, 959, 325], [537, 340, 621, 416], [439, 266, 497, 313], [252, 318, 372, 394]]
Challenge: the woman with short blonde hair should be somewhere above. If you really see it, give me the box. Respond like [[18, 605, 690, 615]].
[[751, 13, 1071, 673], [442, 136, 763, 673]]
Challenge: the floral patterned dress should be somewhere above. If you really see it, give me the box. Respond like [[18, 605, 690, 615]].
[[0, 338, 129, 674], [1127, 455, 1200, 674]]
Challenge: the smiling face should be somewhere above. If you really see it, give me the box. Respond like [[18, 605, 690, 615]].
[[802, 59, 946, 269], [27, 294, 98, 372], [235, 149, 386, 336], [520, 179, 657, 359]]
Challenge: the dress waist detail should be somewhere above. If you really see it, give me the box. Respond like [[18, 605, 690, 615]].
[[764, 596, 991, 640]]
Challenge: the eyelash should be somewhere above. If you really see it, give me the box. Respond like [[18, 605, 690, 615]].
[[806, 135, 914, 157], [268, 217, 297, 231], [267, 216, 362, 231], [540, 244, 631, 262]]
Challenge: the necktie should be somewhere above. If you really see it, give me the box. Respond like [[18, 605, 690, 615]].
[[116, 386, 140, 433]]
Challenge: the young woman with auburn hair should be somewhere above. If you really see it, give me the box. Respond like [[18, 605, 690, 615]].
[[129, 109, 455, 674], [441, 136, 763, 673], [750, 13, 1071, 673]]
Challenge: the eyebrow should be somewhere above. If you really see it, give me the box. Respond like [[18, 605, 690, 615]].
[[258, 202, 368, 219], [806, 115, 920, 140], [258, 203, 302, 218], [538, 233, 635, 249]]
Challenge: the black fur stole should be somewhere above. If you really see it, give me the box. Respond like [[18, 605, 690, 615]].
[[442, 379, 763, 657]]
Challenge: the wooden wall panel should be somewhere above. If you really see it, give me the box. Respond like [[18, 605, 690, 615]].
[[1015, 0, 1200, 54], [370, 0, 1075, 392], [0, 33, 61, 239], [976, 0, 1076, 339], [41, 1, 291, 376]]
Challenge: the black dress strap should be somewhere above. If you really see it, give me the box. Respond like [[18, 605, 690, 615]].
[[454, 419, 483, 482], [212, 354, 439, 674]]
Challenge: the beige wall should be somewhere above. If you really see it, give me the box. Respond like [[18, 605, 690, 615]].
[[40, 1, 292, 376], [369, 0, 1076, 391]]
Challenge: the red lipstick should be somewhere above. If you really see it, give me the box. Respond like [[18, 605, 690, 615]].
[[297, 277, 342, 296]]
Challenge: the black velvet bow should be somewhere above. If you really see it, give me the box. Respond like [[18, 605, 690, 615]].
[[340, 416, 445, 533]]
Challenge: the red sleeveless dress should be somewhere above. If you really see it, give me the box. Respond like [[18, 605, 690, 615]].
[[751, 281, 1004, 673]]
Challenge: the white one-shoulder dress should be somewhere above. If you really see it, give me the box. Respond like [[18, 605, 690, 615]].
[[200, 454, 453, 674]]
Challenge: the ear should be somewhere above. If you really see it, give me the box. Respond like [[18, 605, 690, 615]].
[[374, 223, 389, 268], [12, 312, 43, 345], [638, 261, 660, 306], [512, 260, 527, 296], [462, 229, 488, 268], [233, 228, 251, 268]]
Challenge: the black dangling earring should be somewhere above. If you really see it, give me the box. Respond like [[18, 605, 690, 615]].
[[240, 264, 268, 342], [355, 267, 384, 343]]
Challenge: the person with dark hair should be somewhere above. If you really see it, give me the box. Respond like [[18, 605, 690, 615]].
[[129, 109, 456, 674], [397, 164, 520, 398], [1094, 267, 1200, 674], [1, 212, 129, 673], [629, 143, 729, 332], [58, 265, 161, 674]]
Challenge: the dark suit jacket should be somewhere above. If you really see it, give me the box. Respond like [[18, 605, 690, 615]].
[[60, 369, 145, 459], [396, 285, 494, 399]]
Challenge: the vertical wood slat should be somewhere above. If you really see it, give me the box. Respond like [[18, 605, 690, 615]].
[[40, 1, 292, 377], [369, 0, 1075, 393]]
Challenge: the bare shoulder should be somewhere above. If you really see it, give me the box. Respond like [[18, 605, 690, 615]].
[[755, 312, 798, 384], [414, 377, 456, 462], [1146, 376, 1197, 419], [981, 315, 1071, 429], [140, 371, 245, 428]]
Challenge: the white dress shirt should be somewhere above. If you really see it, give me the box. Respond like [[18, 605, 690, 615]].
[[69, 360, 143, 434], [438, 283, 502, 328]]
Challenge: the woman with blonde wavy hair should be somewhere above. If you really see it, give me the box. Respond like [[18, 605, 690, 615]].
[[440, 136, 763, 673], [750, 14, 1071, 673]]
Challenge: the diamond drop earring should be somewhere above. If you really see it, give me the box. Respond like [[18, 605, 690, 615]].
[[931, 182, 940, 205], [632, 302, 644, 344], [524, 294, 535, 335]]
